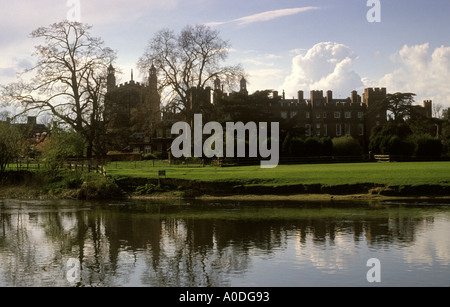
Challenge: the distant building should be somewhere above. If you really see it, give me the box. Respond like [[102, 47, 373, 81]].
[[104, 65, 438, 156], [212, 83, 389, 150], [104, 64, 173, 156], [1, 116, 48, 140]]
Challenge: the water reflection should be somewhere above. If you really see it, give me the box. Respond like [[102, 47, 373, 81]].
[[0, 199, 449, 287]]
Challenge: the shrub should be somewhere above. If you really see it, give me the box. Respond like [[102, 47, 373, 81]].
[[384, 135, 415, 155], [411, 134, 443, 157], [332, 136, 362, 156], [289, 137, 305, 157], [142, 153, 157, 160], [77, 174, 122, 200]]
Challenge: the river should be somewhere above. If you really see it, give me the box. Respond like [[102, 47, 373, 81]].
[[0, 198, 448, 287]]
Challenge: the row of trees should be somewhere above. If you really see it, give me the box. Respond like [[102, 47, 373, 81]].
[[281, 135, 363, 158]]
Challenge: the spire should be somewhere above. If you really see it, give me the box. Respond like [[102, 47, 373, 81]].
[[107, 63, 115, 74], [148, 64, 158, 90], [214, 76, 221, 91], [131, 69, 134, 81], [107, 63, 116, 91], [240, 76, 248, 94]]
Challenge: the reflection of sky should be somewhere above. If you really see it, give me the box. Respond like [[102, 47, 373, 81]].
[[235, 215, 450, 287], [0, 205, 449, 287]]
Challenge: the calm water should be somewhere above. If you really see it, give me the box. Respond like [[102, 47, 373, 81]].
[[0, 198, 448, 287]]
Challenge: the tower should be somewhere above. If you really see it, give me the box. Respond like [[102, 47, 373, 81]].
[[147, 64, 161, 121], [214, 76, 221, 91], [148, 64, 157, 90], [423, 100, 432, 118], [107, 64, 116, 91], [240, 76, 248, 95]]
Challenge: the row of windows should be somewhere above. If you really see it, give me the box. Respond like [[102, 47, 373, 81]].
[[141, 129, 172, 142], [281, 111, 365, 120], [134, 144, 164, 154], [305, 123, 365, 137]]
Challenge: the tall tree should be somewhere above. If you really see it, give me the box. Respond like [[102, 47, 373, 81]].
[[2, 21, 116, 158], [0, 120, 24, 176], [137, 24, 244, 120], [381, 92, 416, 122]]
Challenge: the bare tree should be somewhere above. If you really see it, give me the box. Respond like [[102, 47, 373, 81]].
[[2, 21, 116, 158], [432, 103, 443, 119], [137, 24, 244, 118]]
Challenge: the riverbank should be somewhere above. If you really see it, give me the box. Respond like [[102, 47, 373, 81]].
[[1, 161, 450, 201], [2, 170, 450, 202]]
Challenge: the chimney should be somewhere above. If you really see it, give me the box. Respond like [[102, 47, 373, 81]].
[[27, 116, 37, 125], [326, 90, 333, 103], [297, 90, 304, 103]]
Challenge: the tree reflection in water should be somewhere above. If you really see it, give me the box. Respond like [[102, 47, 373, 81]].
[[0, 199, 448, 287]]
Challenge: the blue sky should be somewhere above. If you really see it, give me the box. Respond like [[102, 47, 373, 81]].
[[1, 0, 450, 113]]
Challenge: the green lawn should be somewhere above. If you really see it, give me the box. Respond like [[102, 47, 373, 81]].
[[105, 161, 450, 187]]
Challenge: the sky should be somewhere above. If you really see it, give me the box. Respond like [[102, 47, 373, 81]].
[[1, 0, 450, 117]]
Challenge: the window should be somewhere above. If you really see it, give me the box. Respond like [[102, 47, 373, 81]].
[[345, 124, 351, 136], [305, 124, 312, 137], [334, 112, 341, 119], [157, 143, 163, 153], [133, 147, 140, 153], [166, 129, 172, 138], [358, 124, 364, 136], [323, 112, 327, 119], [144, 136, 151, 143], [290, 111, 297, 118], [323, 124, 328, 136], [157, 129, 163, 138], [316, 123, 321, 136], [358, 112, 363, 119], [316, 113, 321, 119], [376, 121, 380, 126], [345, 112, 351, 119], [144, 146, 152, 154], [336, 124, 342, 136], [306, 112, 310, 119], [281, 111, 288, 119]]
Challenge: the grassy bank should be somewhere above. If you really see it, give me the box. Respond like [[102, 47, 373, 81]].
[[106, 160, 450, 186], [106, 160, 450, 198], [0, 170, 123, 200], [2, 161, 450, 200]]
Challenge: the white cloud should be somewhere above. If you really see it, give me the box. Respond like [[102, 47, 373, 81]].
[[247, 68, 285, 92], [373, 43, 450, 108], [281, 42, 364, 98], [206, 7, 320, 27]]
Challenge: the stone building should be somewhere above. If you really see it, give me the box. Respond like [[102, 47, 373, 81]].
[[104, 64, 171, 155], [212, 83, 389, 150], [266, 88, 388, 148]]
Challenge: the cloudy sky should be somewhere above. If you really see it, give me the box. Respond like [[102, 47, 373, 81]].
[[1, 0, 450, 110]]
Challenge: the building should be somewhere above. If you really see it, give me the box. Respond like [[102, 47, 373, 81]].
[[213, 84, 388, 150], [104, 65, 437, 156], [105, 64, 172, 156]]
